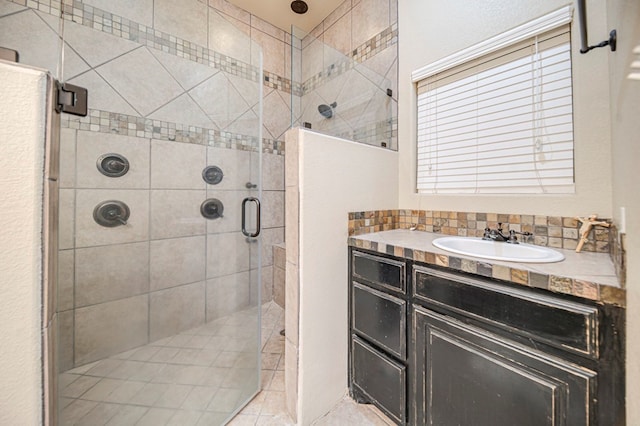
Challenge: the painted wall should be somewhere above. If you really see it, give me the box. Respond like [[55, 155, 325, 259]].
[[398, 0, 613, 217], [286, 129, 398, 424], [0, 61, 46, 425], [606, 0, 640, 421]]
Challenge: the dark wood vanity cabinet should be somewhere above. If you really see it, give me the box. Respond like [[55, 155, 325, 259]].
[[348, 248, 625, 426], [349, 250, 408, 424]]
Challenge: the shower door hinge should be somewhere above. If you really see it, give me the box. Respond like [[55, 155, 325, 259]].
[[56, 81, 88, 116]]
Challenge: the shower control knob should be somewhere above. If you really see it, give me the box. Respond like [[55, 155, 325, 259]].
[[201, 198, 224, 220], [93, 200, 130, 227], [202, 166, 224, 185], [97, 153, 129, 177]]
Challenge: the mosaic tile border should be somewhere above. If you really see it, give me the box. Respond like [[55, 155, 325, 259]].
[[61, 108, 285, 155], [348, 209, 612, 254], [331, 117, 397, 148], [299, 23, 398, 96], [609, 225, 626, 287], [347, 238, 625, 307], [11, 0, 270, 85]]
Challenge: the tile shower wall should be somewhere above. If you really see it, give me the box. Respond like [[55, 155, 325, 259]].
[[0, 0, 286, 370], [294, 0, 399, 149]]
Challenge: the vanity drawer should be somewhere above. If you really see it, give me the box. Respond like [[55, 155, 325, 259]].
[[352, 335, 406, 425], [352, 281, 406, 359], [352, 250, 405, 294], [412, 266, 599, 358]]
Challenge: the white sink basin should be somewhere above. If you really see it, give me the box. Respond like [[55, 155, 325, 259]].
[[432, 237, 565, 263]]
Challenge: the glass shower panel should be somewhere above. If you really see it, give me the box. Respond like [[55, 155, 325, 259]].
[[291, 25, 394, 149], [0, 0, 64, 78], [52, 1, 262, 424]]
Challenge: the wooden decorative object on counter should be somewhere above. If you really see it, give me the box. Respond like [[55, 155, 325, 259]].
[[575, 214, 610, 253]]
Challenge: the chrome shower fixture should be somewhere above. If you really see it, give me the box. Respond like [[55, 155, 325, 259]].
[[318, 102, 337, 119], [291, 0, 308, 14]]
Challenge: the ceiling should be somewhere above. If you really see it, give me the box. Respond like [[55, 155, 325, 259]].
[[225, 0, 345, 33]]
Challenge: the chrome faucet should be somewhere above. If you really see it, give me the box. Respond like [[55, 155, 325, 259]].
[[482, 223, 532, 244]]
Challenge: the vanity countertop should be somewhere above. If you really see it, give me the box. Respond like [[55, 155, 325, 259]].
[[348, 229, 625, 306]]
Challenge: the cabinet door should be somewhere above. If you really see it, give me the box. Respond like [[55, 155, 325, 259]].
[[412, 306, 596, 426]]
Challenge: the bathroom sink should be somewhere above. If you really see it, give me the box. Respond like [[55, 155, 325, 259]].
[[432, 237, 565, 263]]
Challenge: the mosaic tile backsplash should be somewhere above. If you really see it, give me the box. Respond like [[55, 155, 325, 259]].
[[348, 209, 627, 288], [348, 209, 612, 253]]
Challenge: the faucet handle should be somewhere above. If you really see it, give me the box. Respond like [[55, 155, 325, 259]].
[[482, 227, 492, 240]]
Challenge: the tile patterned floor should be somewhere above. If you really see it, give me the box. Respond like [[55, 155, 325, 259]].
[[59, 302, 391, 425]]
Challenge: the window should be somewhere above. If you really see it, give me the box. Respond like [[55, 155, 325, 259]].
[[413, 10, 575, 194]]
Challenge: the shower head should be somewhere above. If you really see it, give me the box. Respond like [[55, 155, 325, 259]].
[[291, 1, 308, 14], [318, 102, 337, 119]]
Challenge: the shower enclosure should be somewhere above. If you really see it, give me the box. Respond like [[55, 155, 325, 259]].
[[290, 25, 397, 150], [1, 0, 263, 424]]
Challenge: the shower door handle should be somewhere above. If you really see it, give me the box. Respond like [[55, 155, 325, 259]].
[[241, 197, 261, 238]]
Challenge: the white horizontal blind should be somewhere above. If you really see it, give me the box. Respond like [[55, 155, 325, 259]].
[[417, 26, 574, 194]]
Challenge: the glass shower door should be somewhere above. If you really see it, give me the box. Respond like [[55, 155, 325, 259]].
[[47, 1, 263, 424]]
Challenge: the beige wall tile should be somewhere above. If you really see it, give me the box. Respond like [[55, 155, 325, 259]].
[[153, 0, 208, 47], [205, 190, 249, 234], [150, 282, 206, 341], [273, 245, 286, 269], [262, 90, 292, 140], [262, 265, 274, 303], [62, 19, 139, 69], [351, 0, 390, 48], [323, 13, 352, 56], [57, 250, 74, 312], [59, 129, 76, 189], [150, 236, 206, 291], [83, 0, 153, 27], [96, 47, 183, 117], [149, 48, 218, 92], [252, 226, 285, 269], [206, 147, 252, 191], [68, 70, 139, 116], [261, 191, 285, 229], [273, 266, 286, 309], [59, 189, 75, 250], [74, 295, 148, 365], [75, 242, 150, 308], [324, 0, 352, 29], [76, 131, 150, 189], [150, 190, 206, 239], [151, 140, 206, 190], [58, 311, 74, 372], [208, 0, 251, 24], [206, 232, 251, 278], [206, 272, 251, 320], [250, 15, 286, 42], [75, 189, 149, 247], [0, 10, 83, 79], [250, 28, 286, 77], [301, 38, 324, 82], [208, 9, 252, 64], [190, 72, 250, 130], [148, 94, 216, 129]]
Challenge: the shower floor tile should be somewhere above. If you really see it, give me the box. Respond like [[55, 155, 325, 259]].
[[59, 302, 391, 425]]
